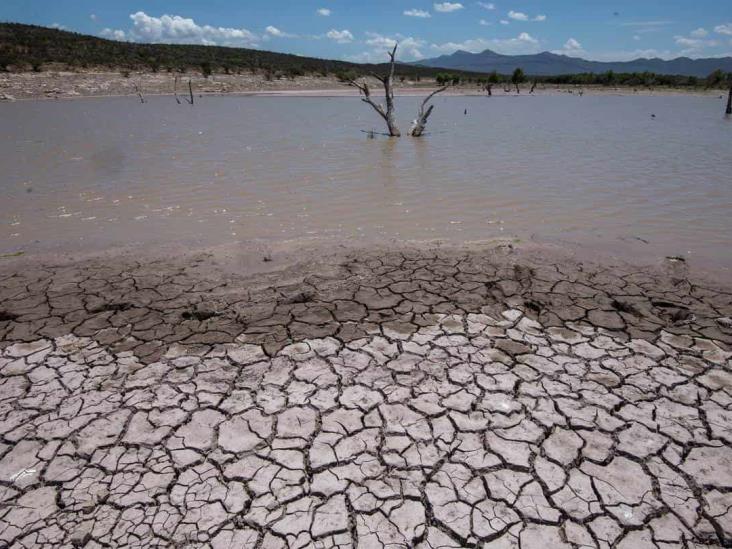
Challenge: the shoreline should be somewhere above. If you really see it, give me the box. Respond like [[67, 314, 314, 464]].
[[1, 70, 727, 101], [3, 229, 732, 288], [2, 237, 731, 360]]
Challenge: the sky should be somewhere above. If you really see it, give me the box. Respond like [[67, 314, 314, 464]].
[[2, 1, 731, 63]]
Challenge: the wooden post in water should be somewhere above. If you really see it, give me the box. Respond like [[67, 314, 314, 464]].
[[188, 80, 195, 106], [726, 85, 732, 115], [173, 76, 182, 104]]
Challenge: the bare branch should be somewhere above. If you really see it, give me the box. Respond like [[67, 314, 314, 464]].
[[133, 82, 146, 104], [387, 43, 398, 82], [410, 85, 448, 137], [188, 79, 194, 105], [418, 86, 448, 112], [347, 43, 401, 137]]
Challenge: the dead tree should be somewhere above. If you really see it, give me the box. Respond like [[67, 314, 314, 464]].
[[173, 76, 182, 104], [484, 84, 492, 96], [410, 86, 448, 137], [529, 80, 537, 94], [188, 79, 195, 105], [726, 85, 732, 115], [348, 44, 401, 137], [133, 82, 146, 103]]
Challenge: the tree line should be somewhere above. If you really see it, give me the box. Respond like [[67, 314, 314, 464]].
[[434, 68, 731, 89]]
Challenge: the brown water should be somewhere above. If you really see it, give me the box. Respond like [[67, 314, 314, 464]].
[[1, 94, 731, 271]]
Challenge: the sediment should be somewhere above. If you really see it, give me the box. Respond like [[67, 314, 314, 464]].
[[0, 243, 730, 547]]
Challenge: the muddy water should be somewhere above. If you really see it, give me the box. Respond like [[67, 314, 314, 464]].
[[1, 94, 731, 271]]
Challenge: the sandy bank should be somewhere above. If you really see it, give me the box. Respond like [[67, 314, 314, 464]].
[[0, 70, 725, 101]]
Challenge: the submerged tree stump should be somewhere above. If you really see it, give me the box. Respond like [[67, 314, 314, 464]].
[[410, 86, 448, 137]]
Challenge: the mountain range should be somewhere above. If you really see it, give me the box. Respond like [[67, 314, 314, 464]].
[[415, 49, 732, 77]]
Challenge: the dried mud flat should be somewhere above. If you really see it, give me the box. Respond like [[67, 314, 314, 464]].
[[0, 243, 731, 548]]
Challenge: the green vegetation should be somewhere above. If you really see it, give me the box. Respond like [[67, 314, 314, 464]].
[[435, 73, 462, 86], [0, 251, 25, 259], [0, 22, 482, 81], [511, 67, 525, 92]]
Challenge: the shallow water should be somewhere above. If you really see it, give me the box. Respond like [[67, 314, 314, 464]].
[[1, 94, 731, 271]]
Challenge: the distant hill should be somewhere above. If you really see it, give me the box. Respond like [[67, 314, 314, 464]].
[[0, 22, 472, 79], [416, 49, 732, 78]]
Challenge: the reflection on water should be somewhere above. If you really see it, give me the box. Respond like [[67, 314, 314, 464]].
[[1, 94, 731, 269]]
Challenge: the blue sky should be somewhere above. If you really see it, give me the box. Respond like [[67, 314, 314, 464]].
[[2, 1, 731, 62]]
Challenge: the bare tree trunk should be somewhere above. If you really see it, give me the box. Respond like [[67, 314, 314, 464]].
[[515, 83, 520, 94], [485, 84, 492, 96], [173, 76, 182, 104], [188, 79, 195, 106], [410, 86, 448, 137], [726, 85, 732, 115], [529, 80, 537, 94], [133, 82, 146, 103], [348, 44, 401, 137]]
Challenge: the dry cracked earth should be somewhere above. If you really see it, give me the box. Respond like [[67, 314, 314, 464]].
[[0, 246, 731, 548]]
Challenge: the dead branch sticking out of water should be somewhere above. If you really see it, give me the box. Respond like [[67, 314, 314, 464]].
[[173, 76, 181, 104], [529, 80, 537, 94], [347, 44, 401, 137], [188, 80, 194, 105], [484, 84, 492, 96], [133, 82, 145, 103], [410, 86, 448, 137], [726, 86, 732, 115]]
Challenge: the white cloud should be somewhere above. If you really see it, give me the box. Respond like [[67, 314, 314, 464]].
[[348, 33, 426, 62], [430, 32, 539, 55], [674, 34, 719, 53], [264, 26, 296, 38], [434, 2, 464, 13], [101, 28, 126, 40], [326, 29, 354, 43], [109, 12, 259, 47], [500, 19, 509, 25], [508, 10, 528, 21], [508, 10, 545, 22], [633, 35, 641, 41], [316, 8, 331, 16], [552, 37, 584, 56], [477, 2, 496, 9], [619, 20, 672, 34], [586, 48, 675, 62], [90, 14, 97, 22], [50, 23, 67, 30], [690, 27, 708, 38], [404, 9, 431, 18], [480, 19, 491, 26], [620, 20, 672, 27], [714, 23, 732, 35]]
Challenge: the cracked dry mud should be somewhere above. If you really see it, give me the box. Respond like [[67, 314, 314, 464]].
[[0, 247, 731, 548]]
